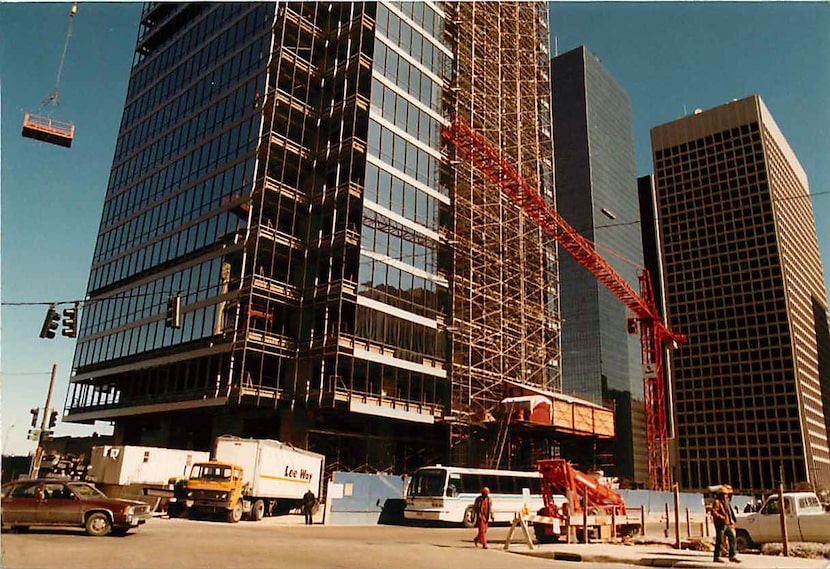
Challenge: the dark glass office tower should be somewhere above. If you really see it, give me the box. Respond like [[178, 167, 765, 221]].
[[551, 46, 645, 483], [66, 2, 576, 471], [652, 96, 830, 491]]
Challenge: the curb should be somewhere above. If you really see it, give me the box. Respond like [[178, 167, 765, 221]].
[[511, 548, 746, 568]]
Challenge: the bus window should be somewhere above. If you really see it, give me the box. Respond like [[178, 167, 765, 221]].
[[529, 477, 541, 494], [447, 474, 461, 497], [409, 469, 446, 497], [481, 475, 498, 492], [459, 473, 481, 494]]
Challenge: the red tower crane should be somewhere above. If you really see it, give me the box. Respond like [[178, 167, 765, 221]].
[[442, 115, 686, 491]]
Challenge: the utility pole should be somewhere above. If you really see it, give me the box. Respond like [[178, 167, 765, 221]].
[[28, 363, 57, 478], [778, 465, 789, 557]]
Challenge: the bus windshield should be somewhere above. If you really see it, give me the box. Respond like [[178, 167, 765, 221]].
[[408, 468, 447, 497]]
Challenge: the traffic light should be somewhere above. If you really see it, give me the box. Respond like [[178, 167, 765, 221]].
[[39, 305, 61, 339], [48, 410, 59, 429], [166, 295, 181, 328], [62, 302, 79, 338], [627, 318, 638, 335], [30, 407, 39, 428]]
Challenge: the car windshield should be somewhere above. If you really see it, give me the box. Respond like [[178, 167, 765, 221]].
[[191, 464, 232, 481], [67, 483, 107, 498]]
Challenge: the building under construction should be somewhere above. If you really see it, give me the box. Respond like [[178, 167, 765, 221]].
[[65, 1, 614, 474]]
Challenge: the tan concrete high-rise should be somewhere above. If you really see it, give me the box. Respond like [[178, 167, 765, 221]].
[[651, 95, 830, 492]]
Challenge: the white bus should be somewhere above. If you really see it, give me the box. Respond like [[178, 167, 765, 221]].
[[404, 464, 561, 527]]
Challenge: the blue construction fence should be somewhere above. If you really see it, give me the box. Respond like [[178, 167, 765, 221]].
[[321, 471, 750, 527], [323, 471, 407, 525], [617, 489, 705, 522], [617, 490, 753, 520]]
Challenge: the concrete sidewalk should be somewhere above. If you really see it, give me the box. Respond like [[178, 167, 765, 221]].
[[507, 542, 830, 568]]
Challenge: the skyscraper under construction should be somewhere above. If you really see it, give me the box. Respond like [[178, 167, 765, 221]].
[[66, 2, 612, 472], [652, 96, 830, 491]]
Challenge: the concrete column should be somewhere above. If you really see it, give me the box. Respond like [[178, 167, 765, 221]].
[[213, 409, 244, 441], [280, 409, 311, 447]]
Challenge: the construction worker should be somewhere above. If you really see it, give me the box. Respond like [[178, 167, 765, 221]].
[[711, 485, 740, 564], [302, 489, 316, 525], [472, 487, 495, 548]]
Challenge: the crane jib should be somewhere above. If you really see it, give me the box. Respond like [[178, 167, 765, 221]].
[[442, 114, 686, 491]]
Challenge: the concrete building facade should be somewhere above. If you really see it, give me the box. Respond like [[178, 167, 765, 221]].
[[651, 96, 830, 491]]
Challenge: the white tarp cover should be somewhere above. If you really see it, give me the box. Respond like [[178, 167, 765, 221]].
[[501, 395, 552, 408]]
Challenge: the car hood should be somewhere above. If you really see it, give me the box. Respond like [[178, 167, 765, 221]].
[[81, 497, 148, 508]]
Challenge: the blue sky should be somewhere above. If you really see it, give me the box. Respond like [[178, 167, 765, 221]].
[[1, 2, 829, 456]]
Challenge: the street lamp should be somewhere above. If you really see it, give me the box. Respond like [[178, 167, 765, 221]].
[[2, 424, 15, 452]]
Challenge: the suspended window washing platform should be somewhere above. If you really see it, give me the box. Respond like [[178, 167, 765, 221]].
[[22, 113, 75, 148], [22, 3, 78, 149]]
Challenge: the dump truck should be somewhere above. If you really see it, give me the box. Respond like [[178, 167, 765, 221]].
[[185, 436, 324, 523]]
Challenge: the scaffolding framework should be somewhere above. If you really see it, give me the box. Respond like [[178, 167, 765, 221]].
[[445, 2, 561, 461]]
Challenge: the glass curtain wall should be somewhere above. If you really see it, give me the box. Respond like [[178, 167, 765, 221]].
[[67, 3, 275, 414]]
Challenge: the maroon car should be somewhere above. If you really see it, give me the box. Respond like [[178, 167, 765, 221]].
[[1, 479, 151, 536]]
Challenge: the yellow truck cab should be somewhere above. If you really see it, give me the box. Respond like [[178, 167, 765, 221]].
[[185, 461, 246, 522]]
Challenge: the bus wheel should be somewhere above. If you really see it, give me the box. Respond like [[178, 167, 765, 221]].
[[463, 505, 478, 528]]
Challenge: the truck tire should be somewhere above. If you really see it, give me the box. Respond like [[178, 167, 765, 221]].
[[250, 499, 265, 521], [735, 530, 755, 553], [227, 500, 243, 523]]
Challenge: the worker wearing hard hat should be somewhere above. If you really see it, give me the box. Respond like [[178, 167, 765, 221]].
[[711, 485, 740, 563], [472, 487, 495, 549]]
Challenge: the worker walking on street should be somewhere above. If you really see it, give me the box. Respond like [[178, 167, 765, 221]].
[[472, 487, 495, 548], [711, 485, 740, 564], [302, 489, 316, 525]]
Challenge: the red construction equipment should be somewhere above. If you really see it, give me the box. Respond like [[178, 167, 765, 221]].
[[442, 115, 686, 491], [534, 458, 639, 542], [537, 458, 626, 516]]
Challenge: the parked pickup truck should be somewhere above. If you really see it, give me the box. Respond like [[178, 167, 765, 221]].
[[735, 492, 830, 550]]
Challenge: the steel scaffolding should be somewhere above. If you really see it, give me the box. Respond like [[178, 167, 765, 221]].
[[444, 2, 561, 463]]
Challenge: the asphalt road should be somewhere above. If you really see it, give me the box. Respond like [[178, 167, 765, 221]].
[[1, 515, 641, 569]]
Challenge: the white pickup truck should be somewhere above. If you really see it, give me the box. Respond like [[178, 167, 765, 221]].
[[735, 492, 830, 551]]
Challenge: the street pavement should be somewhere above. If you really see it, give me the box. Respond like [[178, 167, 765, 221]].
[[3, 511, 828, 569], [279, 511, 830, 569], [508, 542, 830, 569]]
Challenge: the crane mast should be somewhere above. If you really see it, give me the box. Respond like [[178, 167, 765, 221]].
[[442, 115, 686, 490]]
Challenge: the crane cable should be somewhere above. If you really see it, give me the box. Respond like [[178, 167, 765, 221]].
[[42, 2, 77, 113]]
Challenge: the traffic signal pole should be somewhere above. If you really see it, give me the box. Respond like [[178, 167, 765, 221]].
[[29, 363, 57, 478]]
